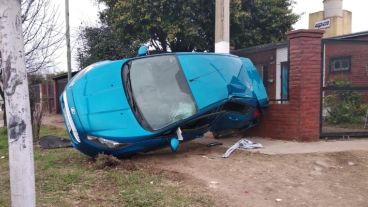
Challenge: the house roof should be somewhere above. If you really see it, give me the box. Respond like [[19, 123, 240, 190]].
[[231, 41, 288, 55], [52, 71, 79, 80], [325, 30, 368, 40], [232, 30, 368, 56]]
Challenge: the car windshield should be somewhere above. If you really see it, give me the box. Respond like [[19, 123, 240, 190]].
[[126, 55, 197, 130]]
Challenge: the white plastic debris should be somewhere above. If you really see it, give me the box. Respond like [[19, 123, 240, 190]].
[[348, 161, 355, 166], [209, 181, 219, 189], [176, 127, 184, 141], [275, 198, 282, 202], [0, 156, 5, 159], [222, 138, 263, 158], [315, 160, 330, 168]]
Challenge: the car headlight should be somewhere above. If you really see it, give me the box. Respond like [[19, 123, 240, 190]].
[[87, 135, 128, 149], [63, 92, 81, 143]]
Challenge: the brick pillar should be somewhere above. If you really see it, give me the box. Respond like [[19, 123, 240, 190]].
[[247, 29, 324, 141], [288, 29, 324, 141]]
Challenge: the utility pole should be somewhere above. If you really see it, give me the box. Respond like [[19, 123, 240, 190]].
[[65, 0, 72, 81], [0, 0, 36, 206], [215, 0, 230, 53]]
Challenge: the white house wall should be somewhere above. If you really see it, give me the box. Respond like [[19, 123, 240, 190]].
[[276, 47, 288, 101]]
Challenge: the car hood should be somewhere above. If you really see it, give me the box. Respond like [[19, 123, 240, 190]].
[[69, 60, 152, 140]]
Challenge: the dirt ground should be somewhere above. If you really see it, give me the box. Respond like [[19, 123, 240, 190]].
[[44, 115, 368, 207], [133, 140, 368, 207]]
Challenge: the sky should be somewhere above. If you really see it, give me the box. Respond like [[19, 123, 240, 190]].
[[51, 0, 101, 73], [51, 0, 368, 73], [292, 0, 367, 32]]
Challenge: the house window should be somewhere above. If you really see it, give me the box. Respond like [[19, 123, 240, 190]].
[[330, 56, 351, 72], [256, 64, 264, 80], [280, 61, 289, 101], [256, 64, 269, 88]]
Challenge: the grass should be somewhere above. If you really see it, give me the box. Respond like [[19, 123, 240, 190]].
[[0, 125, 213, 207]]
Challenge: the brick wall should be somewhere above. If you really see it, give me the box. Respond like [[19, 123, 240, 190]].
[[243, 50, 277, 100], [247, 30, 324, 141], [325, 43, 368, 87]]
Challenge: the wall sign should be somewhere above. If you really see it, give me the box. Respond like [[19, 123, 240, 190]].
[[314, 19, 331, 29]]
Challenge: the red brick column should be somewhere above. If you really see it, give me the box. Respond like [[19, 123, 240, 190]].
[[247, 29, 324, 141], [288, 29, 324, 141]]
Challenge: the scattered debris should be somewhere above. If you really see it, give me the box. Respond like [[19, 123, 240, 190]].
[[222, 138, 263, 158], [38, 135, 72, 149], [310, 164, 324, 176], [206, 141, 223, 147], [310, 169, 323, 176], [0, 156, 5, 159], [348, 161, 355, 166], [209, 181, 219, 188], [275, 198, 282, 202], [313, 166, 323, 172], [315, 160, 330, 168]]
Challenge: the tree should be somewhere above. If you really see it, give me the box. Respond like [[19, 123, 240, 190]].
[[231, 0, 299, 48], [22, 0, 64, 73], [0, 0, 63, 126], [77, 0, 299, 68], [76, 26, 137, 68]]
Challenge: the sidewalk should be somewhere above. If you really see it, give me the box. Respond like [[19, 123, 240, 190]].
[[197, 134, 368, 155]]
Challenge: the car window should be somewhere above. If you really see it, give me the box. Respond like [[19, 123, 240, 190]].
[[128, 55, 197, 130]]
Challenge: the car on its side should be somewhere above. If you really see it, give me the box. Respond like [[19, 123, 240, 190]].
[[60, 48, 268, 157]]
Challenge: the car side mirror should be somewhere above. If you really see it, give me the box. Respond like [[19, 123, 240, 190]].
[[137, 46, 148, 56], [170, 137, 180, 152]]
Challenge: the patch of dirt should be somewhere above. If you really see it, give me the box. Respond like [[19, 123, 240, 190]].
[[94, 154, 138, 171], [129, 141, 368, 207], [42, 114, 66, 129]]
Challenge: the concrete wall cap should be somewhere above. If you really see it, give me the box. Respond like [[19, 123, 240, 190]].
[[287, 29, 325, 39]]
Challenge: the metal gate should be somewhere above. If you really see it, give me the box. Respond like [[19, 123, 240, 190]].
[[320, 38, 368, 138]]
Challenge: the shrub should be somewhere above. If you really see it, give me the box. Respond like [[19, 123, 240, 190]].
[[325, 79, 367, 125]]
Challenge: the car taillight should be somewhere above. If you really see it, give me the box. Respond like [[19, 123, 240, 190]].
[[252, 108, 261, 119]]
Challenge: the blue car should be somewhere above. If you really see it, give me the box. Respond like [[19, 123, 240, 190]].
[[60, 48, 268, 157]]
